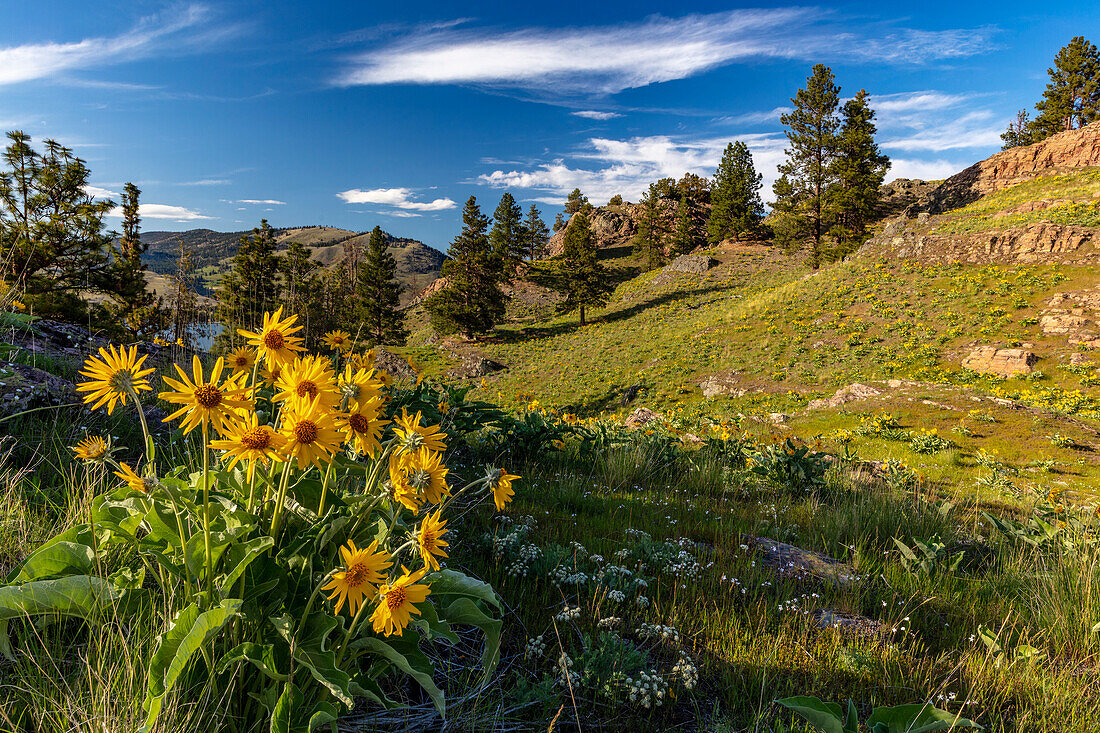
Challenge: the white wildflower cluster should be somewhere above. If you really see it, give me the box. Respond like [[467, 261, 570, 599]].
[[663, 548, 704, 580], [636, 595, 650, 608], [623, 528, 652, 543], [555, 652, 580, 687], [548, 564, 589, 586], [590, 554, 604, 564], [671, 652, 697, 690], [505, 543, 541, 578], [555, 605, 581, 622], [614, 548, 631, 561], [525, 634, 547, 660], [597, 616, 621, 630], [607, 590, 626, 603], [638, 622, 680, 643], [569, 541, 589, 558], [622, 669, 669, 708]]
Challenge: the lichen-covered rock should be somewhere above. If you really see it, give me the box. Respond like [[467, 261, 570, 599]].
[[699, 372, 746, 398], [666, 254, 718, 274], [961, 346, 1038, 377], [807, 383, 881, 410], [624, 407, 661, 428], [754, 537, 859, 587]]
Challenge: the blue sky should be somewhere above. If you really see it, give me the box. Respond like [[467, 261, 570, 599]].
[[1, 1, 1096, 250]]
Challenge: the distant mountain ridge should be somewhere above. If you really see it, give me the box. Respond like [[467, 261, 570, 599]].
[[140, 225, 446, 303]]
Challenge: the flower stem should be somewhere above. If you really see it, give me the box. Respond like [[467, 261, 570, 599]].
[[317, 460, 333, 516], [202, 423, 213, 600]]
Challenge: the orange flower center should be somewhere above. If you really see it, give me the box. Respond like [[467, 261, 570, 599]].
[[233, 356, 249, 368], [344, 562, 370, 588], [421, 530, 436, 549], [385, 586, 407, 611], [263, 329, 285, 350], [194, 384, 223, 408], [293, 419, 319, 444], [296, 380, 319, 399], [348, 413, 369, 434], [241, 426, 271, 450]]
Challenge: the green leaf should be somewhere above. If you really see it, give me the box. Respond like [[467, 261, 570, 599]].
[[0, 575, 118, 624], [219, 535, 275, 594], [428, 569, 501, 609], [141, 599, 242, 732], [10, 541, 94, 583], [271, 681, 303, 733], [218, 642, 287, 682], [4, 525, 105, 583], [442, 596, 502, 678], [274, 613, 355, 708], [776, 696, 847, 733], [866, 704, 983, 733], [352, 633, 445, 715]]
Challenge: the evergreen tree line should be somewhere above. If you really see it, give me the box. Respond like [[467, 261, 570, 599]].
[[214, 222, 411, 351], [1002, 36, 1100, 149], [0, 131, 168, 339]]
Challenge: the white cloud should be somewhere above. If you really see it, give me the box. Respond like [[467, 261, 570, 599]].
[[887, 158, 965, 182], [336, 10, 995, 94], [107, 203, 212, 221], [336, 187, 456, 211], [478, 132, 787, 205], [715, 107, 791, 126], [869, 91, 969, 115], [384, 210, 422, 218], [572, 110, 622, 120], [236, 199, 286, 205], [180, 178, 230, 186], [0, 5, 210, 87], [85, 185, 119, 199], [882, 111, 1004, 151]]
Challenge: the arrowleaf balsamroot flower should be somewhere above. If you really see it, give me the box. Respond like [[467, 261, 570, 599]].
[[371, 566, 431, 637], [338, 364, 384, 411], [227, 346, 257, 374], [392, 409, 447, 463], [280, 396, 343, 469], [76, 344, 155, 414], [321, 329, 353, 353], [322, 539, 393, 616], [72, 436, 109, 463], [339, 398, 387, 457], [115, 462, 151, 492], [238, 306, 305, 366], [159, 356, 254, 436], [390, 448, 449, 511], [417, 510, 449, 571], [488, 467, 520, 511], [210, 414, 287, 481], [274, 355, 338, 410]]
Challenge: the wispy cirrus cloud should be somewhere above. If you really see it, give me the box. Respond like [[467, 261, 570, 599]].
[[337, 187, 456, 211], [234, 199, 287, 205], [0, 5, 215, 87], [85, 185, 119, 199], [107, 203, 213, 221], [571, 110, 622, 120], [882, 110, 1004, 151], [335, 10, 996, 95]]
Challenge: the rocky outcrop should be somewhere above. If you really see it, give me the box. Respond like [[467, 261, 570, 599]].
[[876, 222, 1098, 265], [754, 537, 859, 587], [915, 121, 1100, 215], [448, 355, 507, 380], [961, 347, 1038, 377], [373, 348, 418, 382], [807, 383, 882, 410], [877, 178, 939, 218], [545, 200, 679, 257], [408, 276, 449, 307], [666, 254, 718, 273], [1039, 289, 1100, 347], [624, 407, 661, 428], [699, 371, 747, 398]]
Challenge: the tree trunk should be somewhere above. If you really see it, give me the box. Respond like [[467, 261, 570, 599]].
[[579, 306, 586, 326]]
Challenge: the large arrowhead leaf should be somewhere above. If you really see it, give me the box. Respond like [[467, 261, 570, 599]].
[[4, 524, 105, 583], [442, 597, 502, 679], [428, 569, 501, 609], [351, 633, 445, 715], [0, 575, 119, 659], [9, 542, 94, 583], [866, 703, 983, 733], [274, 613, 355, 708], [776, 696, 847, 733], [141, 599, 242, 732]]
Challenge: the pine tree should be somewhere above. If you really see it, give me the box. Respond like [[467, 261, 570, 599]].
[[706, 141, 764, 244], [828, 90, 890, 261], [108, 183, 164, 338], [490, 192, 526, 269], [772, 64, 841, 269], [564, 188, 589, 215], [1001, 109, 1036, 149], [357, 226, 408, 346], [215, 219, 281, 351], [1031, 36, 1100, 139], [553, 212, 566, 232], [280, 239, 317, 325], [170, 236, 199, 346], [425, 196, 507, 338], [0, 132, 117, 320], [553, 211, 612, 325], [671, 195, 704, 255], [608, 194, 624, 206], [633, 184, 667, 271], [522, 204, 550, 260]]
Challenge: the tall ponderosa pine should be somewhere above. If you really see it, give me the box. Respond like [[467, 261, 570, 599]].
[[357, 226, 408, 346], [773, 64, 841, 269], [1031, 37, 1100, 139], [671, 196, 704, 255], [0, 132, 117, 320], [109, 183, 164, 338], [426, 197, 507, 338], [1001, 109, 1036, 150], [706, 141, 764, 244], [280, 239, 318, 330], [564, 188, 589, 215], [554, 210, 612, 326], [553, 212, 566, 232], [633, 184, 667, 271], [828, 90, 890, 260], [522, 204, 550, 260], [215, 219, 281, 350], [490, 192, 526, 269]]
